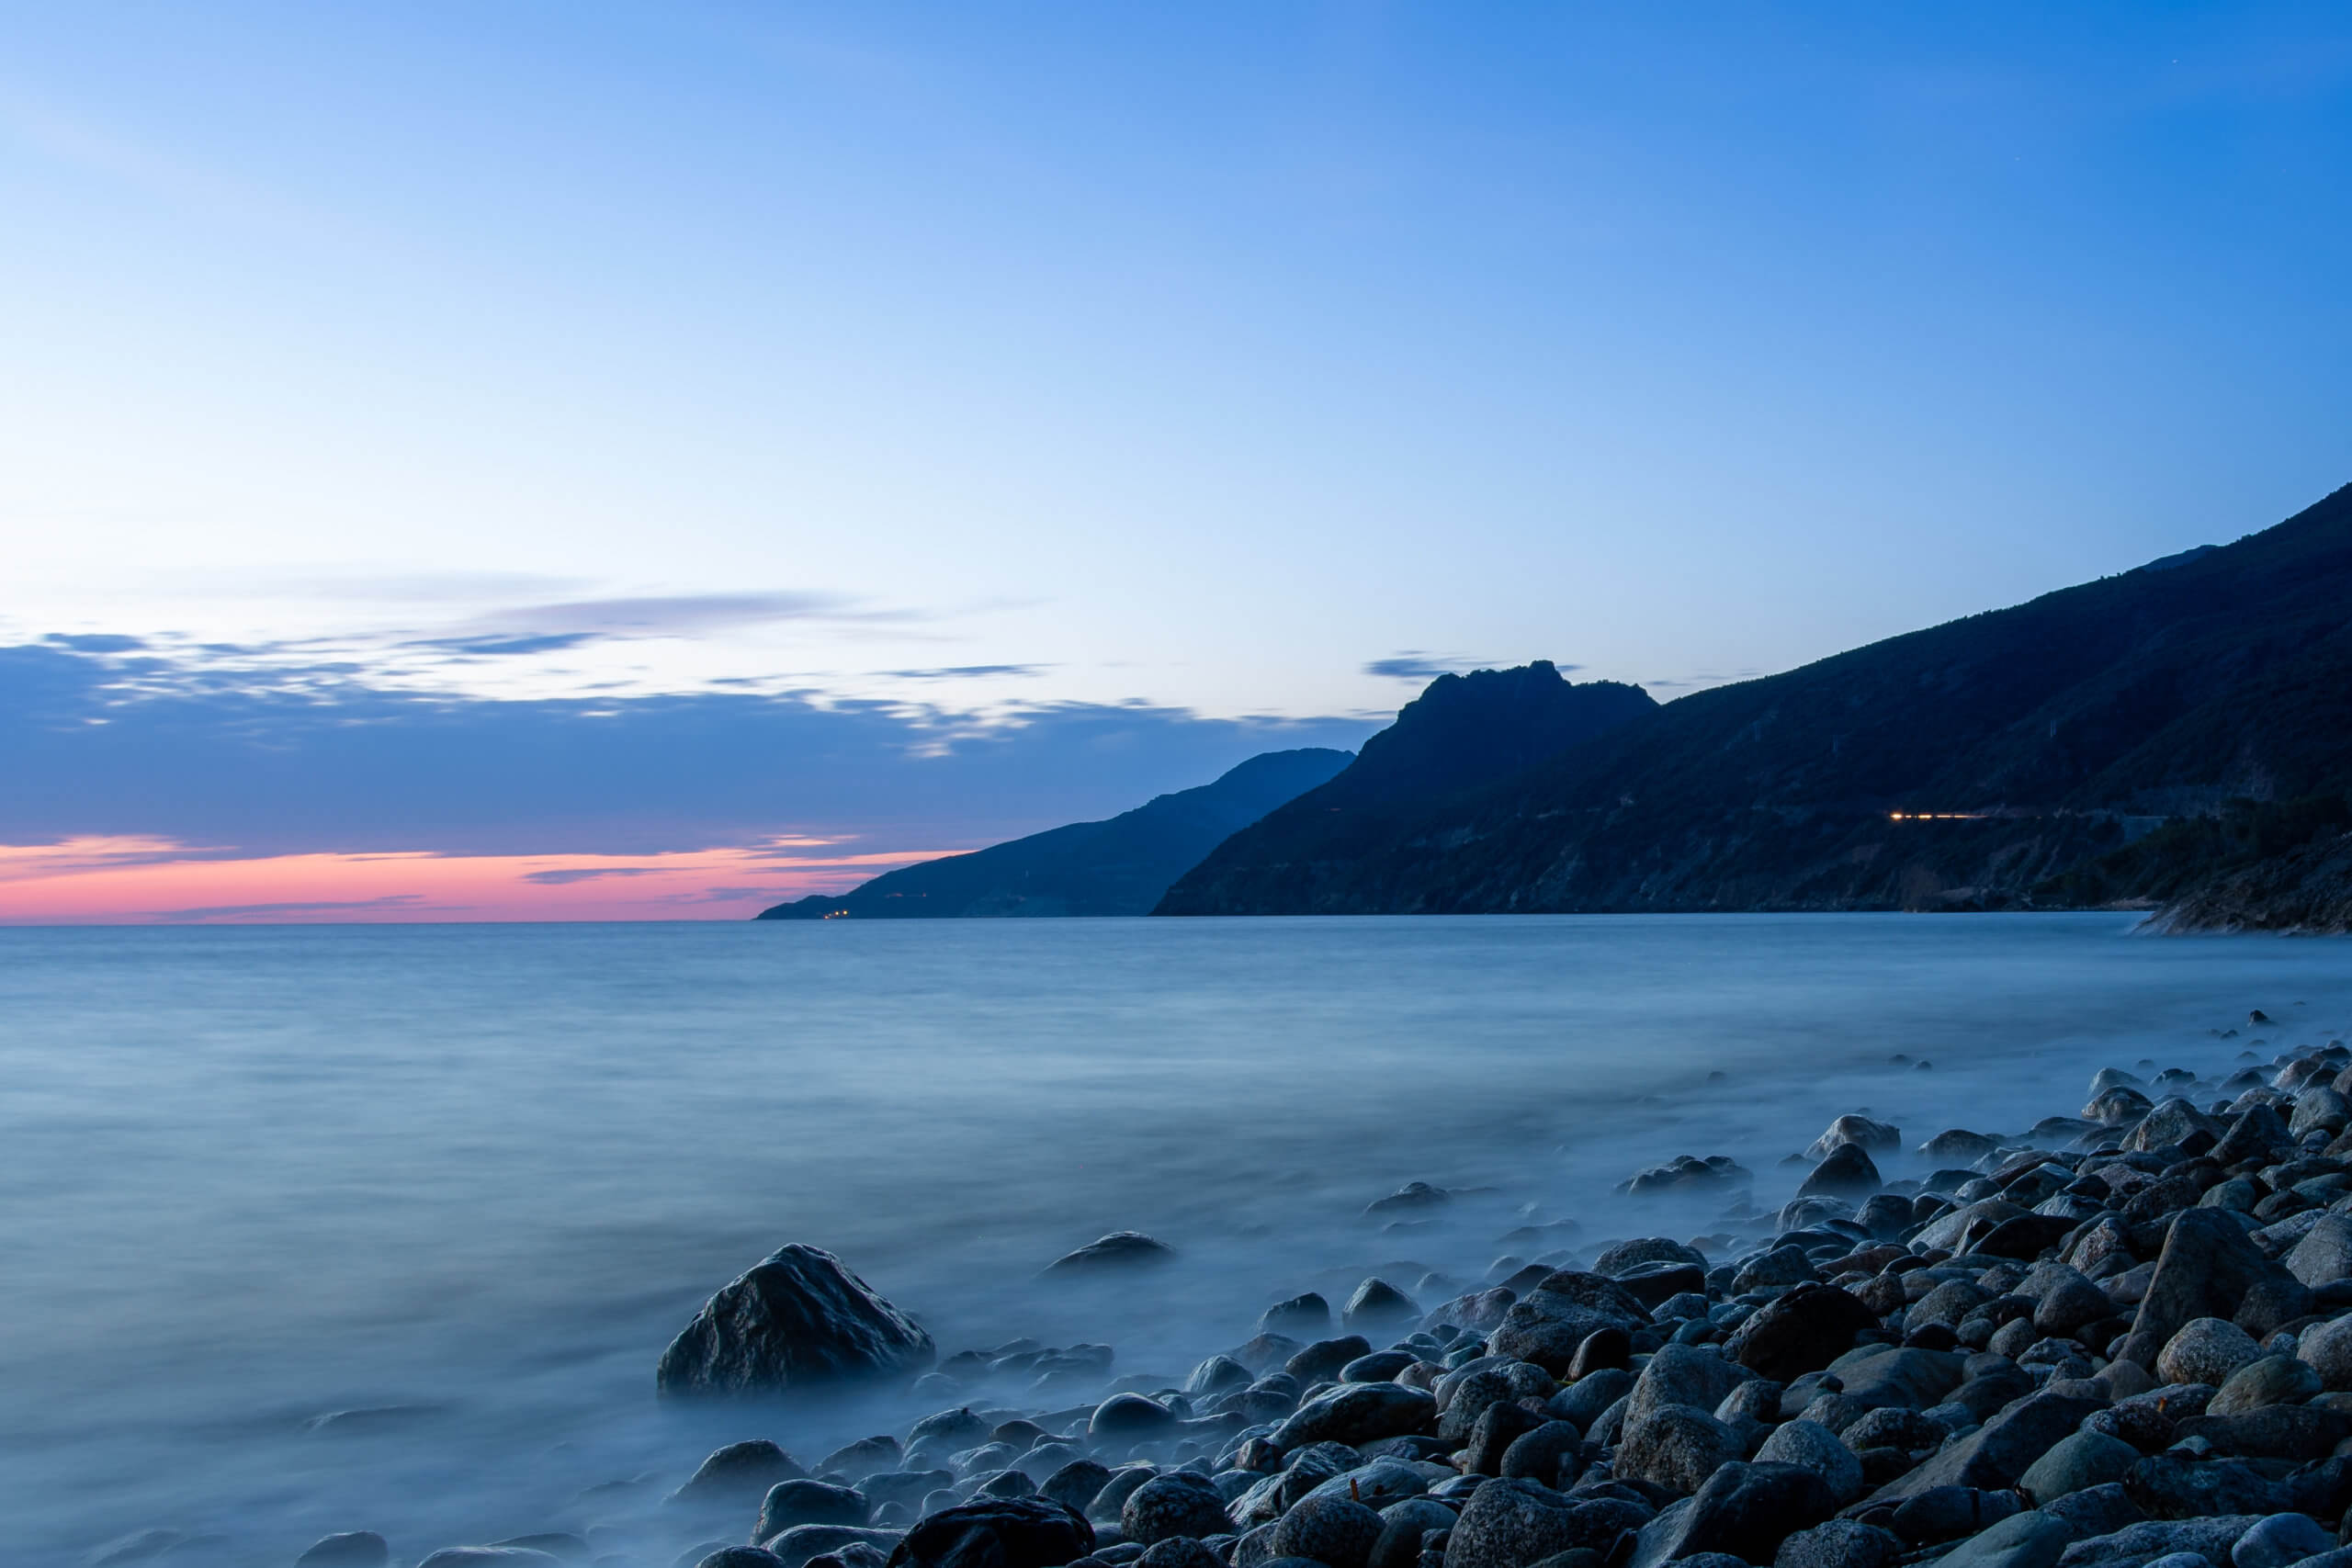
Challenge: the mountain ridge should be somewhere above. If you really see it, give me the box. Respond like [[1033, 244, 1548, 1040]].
[[1156, 483, 2352, 924], [756, 746, 1352, 919]]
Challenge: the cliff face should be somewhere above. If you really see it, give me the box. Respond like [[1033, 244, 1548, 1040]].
[[755, 747, 1352, 919], [1160, 484, 2352, 919]]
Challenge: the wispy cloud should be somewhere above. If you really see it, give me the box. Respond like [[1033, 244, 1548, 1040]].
[[153, 895, 435, 922], [1363, 651, 1577, 682], [881, 664, 1051, 681]]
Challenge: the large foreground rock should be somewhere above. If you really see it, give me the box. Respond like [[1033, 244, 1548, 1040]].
[[660, 1246, 934, 1397], [886, 1497, 1091, 1568], [1867, 1389, 2107, 1502]]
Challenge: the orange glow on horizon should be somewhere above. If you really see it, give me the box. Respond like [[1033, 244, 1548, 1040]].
[[0, 836, 938, 924]]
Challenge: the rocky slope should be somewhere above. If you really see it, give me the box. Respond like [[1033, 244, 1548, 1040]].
[[1159, 485, 2352, 919], [758, 749, 1352, 919]]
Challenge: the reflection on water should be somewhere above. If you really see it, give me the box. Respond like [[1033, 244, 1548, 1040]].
[[0, 915, 2343, 1564]]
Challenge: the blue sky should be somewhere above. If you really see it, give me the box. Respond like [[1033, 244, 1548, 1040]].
[[0, 3, 2347, 914]]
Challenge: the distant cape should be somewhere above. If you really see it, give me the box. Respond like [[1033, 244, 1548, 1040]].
[[754, 747, 1352, 919]]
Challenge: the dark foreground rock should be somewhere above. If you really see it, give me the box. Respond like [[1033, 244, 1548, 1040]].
[[887, 1497, 1091, 1568], [659, 1246, 935, 1398]]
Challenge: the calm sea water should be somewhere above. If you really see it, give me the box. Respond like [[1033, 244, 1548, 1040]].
[[3, 915, 2347, 1566]]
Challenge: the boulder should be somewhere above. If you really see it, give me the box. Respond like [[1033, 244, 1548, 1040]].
[[2121, 1455, 2288, 1520], [1345, 1280, 1422, 1332], [2156, 1320, 2262, 1389], [885, 1498, 1091, 1568], [1800, 1146, 1884, 1201], [1091, 1395, 1180, 1441], [1724, 1286, 1881, 1383], [1121, 1475, 1231, 1545], [764, 1528, 905, 1568], [1044, 1234, 1176, 1275], [1442, 1477, 1583, 1568], [1754, 1420, 1865, 1505], [1270, 1383, 1437, 1452], [1890, 1487, 2021, 1547], [1270, 1495, 1385, 1568], [1372, 1499, 1460, 1568], [1929, 1511, 2082, 1568], [2207, 1356, 2321, 1416], [1810, 1117, 1903, 1158], [1489, 1274, 1649, 1373], [2116, 1213, 2312, 1371], [759, 1483, 871, 1540], [1772, 1520, 1905, 1568], [659, 1246, 936, 1398], [1637, 1461, 1839, 1565], [1261, 1294, 1333, 1337], [2053, 1517, 2267, 1568], [2021, 1433, 2143, 1505], [2286, 1216, 2352, 1289], [1619, 1404, 1741, 1495], [1866, 1388, 2107, 1502], [297, 1536, 391, 1568], [2226, 1514, 2333, 1568], [2301, 1315, 2352, 1391]]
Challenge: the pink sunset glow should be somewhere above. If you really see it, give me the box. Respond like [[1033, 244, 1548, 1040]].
[[0, 837, 936, 924]]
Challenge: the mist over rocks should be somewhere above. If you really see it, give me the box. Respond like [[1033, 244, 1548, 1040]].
[[189, 1003, 2352, 1568]]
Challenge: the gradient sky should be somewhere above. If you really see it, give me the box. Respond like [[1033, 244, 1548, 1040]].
[[2, 4, 2348, 919]]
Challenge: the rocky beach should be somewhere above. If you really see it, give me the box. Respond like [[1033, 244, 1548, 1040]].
[[241, 1004, 2352, 1568]]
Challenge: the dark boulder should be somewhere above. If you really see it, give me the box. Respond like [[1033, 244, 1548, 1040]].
[[1045, 1234, 1176, 1275], [1442, 1477, 1583, 1568], [659, 1246, 934, 1398], [2120, 1453, 2288, 1519], [1724, 1286, 1881, 1382], [1640, 1461, 1839, 1565], [760, 1482, 871, 1540], [673, 1441, 808, 1509], [886, 1498, 1092, 1568], [1799, 1146, 1883, 1201], [1866, 1388, 2106, 1502], [1121, 1475, 1231, 1545]]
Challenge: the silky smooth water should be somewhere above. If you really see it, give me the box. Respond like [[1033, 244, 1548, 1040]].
[[2, 915, 2346, 1565]]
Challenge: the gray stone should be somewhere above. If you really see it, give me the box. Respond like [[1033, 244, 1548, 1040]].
[[1891, 1488, 2022, 1548], [1755, 1420, 1865, 1505], [2118, 1213, 2312, 1371], [2121, 1455, 2288, 1520], [2225, 1514, 2332, 1568], [1272, 1495, 1385, 1568], [1371, 1499, 1459, 1568], [1634, 1461, 1838, 1565], [1619, 1404, 1740, 1495], [2208, 1356, 2321, 1415], [1442, 1477, 1582, 1568], [1093, 1395, 1182, 1441], [1724, 1287, 1883, 1383], [1297, 1461, 1435, 1513], [2056, 1519, 2267, 1568], [1500, 1422, 1584, 1489], [1272, 1383, 1437, 1452], [1627, 1346, 1754, 1431], [1346, 1280, 1423, 1333], [1046, 1233, 1177, 1274], [1835, 1347, 1969, 1414], [1042, 1461, 1114, 1516], [1548, 1368, 1633, 1431], [2301, 1315, 2352, 1392], [1488, 1275, 1649, 1374], [1137, 1540, 1225, 1568], [2041, 1487, 2145, 1540], [1811, 1117, 1903, 1158], [1122, 1475, 1232, 1546], [1928, 1511, 2083, 1568], [2285, 1216, 2352, 1289], [1801, 1145, 1884, 1201], [888, 1497, 1090, 1568], [2158, 1320, 2264, 1389], [758, 1527, 902, 1568], [2020, 1432, 2142, 1505], [658, 1246, 935, 1398], [1867, 1388, 2107, 1502], [759, 1482, 869, 1540], [1773, 1519, 1905, 1568]]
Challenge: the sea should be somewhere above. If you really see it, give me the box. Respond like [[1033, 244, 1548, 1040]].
[[3, 914, 2347, 1567]]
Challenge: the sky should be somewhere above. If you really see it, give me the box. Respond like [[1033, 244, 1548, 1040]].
[[1, 3, 2348, 921]]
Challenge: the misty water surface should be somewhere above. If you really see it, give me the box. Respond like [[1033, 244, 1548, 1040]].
[[2, 915, 2346, 1565]]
